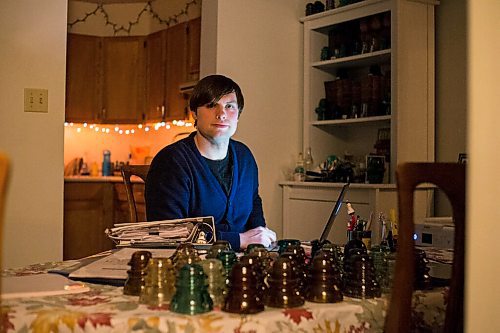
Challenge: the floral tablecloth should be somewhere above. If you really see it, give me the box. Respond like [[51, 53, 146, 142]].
[[1, 261, 446, 333]]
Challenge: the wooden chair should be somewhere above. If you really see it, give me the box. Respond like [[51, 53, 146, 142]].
[[120, 164, 149, 223], [0, 152, 9, 238], [0, 152, 10, 304], [385, 162, 466, 333]]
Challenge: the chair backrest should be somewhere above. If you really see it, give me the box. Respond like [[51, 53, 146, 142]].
[[0, 152, 10, 301], [385, 162, 466, 333], [120, 164, 150, 223]]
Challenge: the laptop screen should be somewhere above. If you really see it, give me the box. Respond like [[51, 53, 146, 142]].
[[318, 183, 350, 243]]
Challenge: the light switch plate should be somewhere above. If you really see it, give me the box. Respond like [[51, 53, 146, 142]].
[[24, 88, 48, 113]]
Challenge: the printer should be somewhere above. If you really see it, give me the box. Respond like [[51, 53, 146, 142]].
[[414, 216, 454, 249], [414, 217, 454, 281]]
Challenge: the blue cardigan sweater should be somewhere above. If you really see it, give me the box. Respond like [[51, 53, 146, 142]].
[[145, 132, 266, 250]]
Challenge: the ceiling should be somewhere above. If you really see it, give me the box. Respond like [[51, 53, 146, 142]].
[[70, 0, 149, 4]]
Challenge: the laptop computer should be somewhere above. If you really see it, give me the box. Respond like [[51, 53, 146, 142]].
[[269, 183, 350, 254], [310, 183, 349, 255]]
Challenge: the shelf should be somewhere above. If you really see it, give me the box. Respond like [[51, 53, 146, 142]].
[[311, 115, 391, 126], [311, 49, 391, 72], [299, 0, 388, 23]]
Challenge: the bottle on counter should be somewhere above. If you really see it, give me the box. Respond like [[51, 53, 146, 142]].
[[90, 162, 99, 177], [102, 150, 112, 176], [80, 161, 90, 176], [293, 152, 306, 182]]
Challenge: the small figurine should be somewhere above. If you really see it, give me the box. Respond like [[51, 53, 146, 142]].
[[197, 231, 207, 244], [346, 202, 357, 231]]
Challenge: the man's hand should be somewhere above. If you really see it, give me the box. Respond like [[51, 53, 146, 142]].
[[239, 226, 277, 249]]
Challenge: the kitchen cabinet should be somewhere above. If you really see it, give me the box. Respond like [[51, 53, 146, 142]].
[[301, 0, 437, 182], [64, 182, 115, 260], [102, 36, 146, 123], [144, 17, 201, 122], [64, 178, 145, 260], [187, 17, 201, 83], [145, 30, 167, 121], [144, 21, 190, 122], [65, 18, 201, 124], [65, 34, 146, 124], [65, 34, 102, 123], [164, 22, 189, 121]]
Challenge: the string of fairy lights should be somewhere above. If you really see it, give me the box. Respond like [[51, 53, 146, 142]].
[[68, 0, 198, 36], [64, 121, 193, 135]]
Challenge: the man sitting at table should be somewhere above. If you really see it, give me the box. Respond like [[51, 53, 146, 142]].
[[145, 74, 276, 251]]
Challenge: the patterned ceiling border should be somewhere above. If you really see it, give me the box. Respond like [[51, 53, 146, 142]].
[[68, 0, 198, 36]]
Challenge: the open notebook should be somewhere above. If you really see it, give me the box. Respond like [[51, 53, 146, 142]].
[[1, 273, 89, 299], [69, 247, 176, 284]]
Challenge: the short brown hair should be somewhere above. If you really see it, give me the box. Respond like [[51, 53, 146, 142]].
[[189, 75, 244, 115]]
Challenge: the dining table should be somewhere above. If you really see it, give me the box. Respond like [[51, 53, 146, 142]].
[[1, 255, 447, 333]]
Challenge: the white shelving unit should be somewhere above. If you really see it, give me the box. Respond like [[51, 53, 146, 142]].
[[301, 0, 438, 183], [278, 0, 438, 244]]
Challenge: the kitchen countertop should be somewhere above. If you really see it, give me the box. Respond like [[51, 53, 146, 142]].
[[64, 176, 143, 183]]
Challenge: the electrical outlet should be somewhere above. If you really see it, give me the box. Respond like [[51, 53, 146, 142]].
[[24, 88, 48, 113]]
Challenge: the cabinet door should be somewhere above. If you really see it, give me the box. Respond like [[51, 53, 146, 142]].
[[145, 30, 166, 122], [65, 34, 102, 123], [102, 36, 146, 123], [187, 17, 201, 82], [64, 183, 115, 260], [165, 23, 189, 121]]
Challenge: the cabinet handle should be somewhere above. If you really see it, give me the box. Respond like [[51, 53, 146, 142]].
[[161, 105, 165, 119], [102, 108, 106, 119]]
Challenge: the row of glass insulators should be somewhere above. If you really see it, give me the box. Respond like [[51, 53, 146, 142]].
[[342, 241, 434, 295], [122, 239, 420, 315], [122, 242, 347, 314]]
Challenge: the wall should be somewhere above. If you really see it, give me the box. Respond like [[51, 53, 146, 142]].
[[466, 2, 500, 330], [201, 0, 305, 237], [68, 0, 201, 36], [435, 0, 467, 162], [434, 0, 467, 215], [64, 124, 194, 168], [0, 0, 67, 268]]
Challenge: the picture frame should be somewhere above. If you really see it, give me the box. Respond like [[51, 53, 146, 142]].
[[366, 155, 386, 184]]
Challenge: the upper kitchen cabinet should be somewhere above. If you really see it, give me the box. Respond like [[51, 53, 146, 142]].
[[187, 17, 201, 83], [144, 18, 201, 122], [66, 18, 201, 124], [164, 22, 189, 121], [66, 34, 147, 123], [102, 36, 146, 123], [144, 29, 166, 121], [65, 34, 102, 123]]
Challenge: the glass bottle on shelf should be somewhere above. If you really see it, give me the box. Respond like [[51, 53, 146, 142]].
[[294, 153, 306, 182], [305, 147, 314, 172]]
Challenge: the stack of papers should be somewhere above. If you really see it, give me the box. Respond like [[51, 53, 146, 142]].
[[105, 216, 215, 248]]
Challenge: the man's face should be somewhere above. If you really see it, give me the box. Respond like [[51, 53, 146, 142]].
[[195, 92, 239, 143]]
